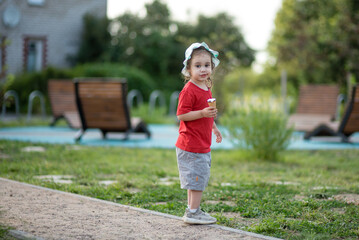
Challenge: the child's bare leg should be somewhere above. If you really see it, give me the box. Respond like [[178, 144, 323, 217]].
[[189, 190, 202, 209], [187, 189, 191, 207]]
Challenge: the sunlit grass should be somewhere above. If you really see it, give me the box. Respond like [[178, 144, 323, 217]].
[[0, 140, 358, 239]]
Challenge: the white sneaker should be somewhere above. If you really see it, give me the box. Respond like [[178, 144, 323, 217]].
[[183, 208, 217, 224]]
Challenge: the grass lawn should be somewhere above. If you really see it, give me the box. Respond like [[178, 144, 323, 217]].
[[0, 139, 358, 239]]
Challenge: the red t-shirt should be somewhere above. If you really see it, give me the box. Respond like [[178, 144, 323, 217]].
[[175, 82, 214, 153]]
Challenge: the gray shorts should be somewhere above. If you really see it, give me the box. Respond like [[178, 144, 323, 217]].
[[176, 147, 211, 191]]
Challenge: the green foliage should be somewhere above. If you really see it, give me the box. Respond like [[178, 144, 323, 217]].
[[144, 0, 171, 29], [222, 101, 293, 161], [6, 67, 72, 113], [5, 63, 157, 114], [177, 13, 255, 68], [268, 0, 359, 89], [76, 0, 256, 95], [0, 224, 15, 240], [73, 14, 111, 64], [8, 0, 256, 115], [1, 140, 359, 239], [106, 2, 185, 91], [0, 74, 15, 109], [0, 117, 54, 128], [223, 67, 270, 95], [0, 74, 15, 93], [176, 12, 255, 113]]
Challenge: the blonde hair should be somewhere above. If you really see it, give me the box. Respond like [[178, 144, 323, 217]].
[[183, 47, 215, 89]]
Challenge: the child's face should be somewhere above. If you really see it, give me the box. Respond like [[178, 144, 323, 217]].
[[188, 51, 212, 85]]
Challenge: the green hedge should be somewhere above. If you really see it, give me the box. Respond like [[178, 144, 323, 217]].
[[5, 67, 72, 113], [4, 63, 157, 114]]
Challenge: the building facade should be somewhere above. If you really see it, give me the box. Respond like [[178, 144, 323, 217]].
[[0, 0, 107, 78]]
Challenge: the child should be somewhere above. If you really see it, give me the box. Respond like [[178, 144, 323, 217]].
[[175, 42, 222, 224]]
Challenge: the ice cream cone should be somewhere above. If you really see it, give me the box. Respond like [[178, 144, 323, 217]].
[[207, 98, 216, 108]]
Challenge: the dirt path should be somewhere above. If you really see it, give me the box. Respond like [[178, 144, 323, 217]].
[[0, 178, 279, 240]]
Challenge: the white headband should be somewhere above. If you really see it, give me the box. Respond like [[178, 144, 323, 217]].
[[181, 42, 220, 77]]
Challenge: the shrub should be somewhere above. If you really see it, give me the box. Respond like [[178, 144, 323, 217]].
[[5, 64, 157, 114], [222, 99, 293, 161], [6, 67, 71, 113]]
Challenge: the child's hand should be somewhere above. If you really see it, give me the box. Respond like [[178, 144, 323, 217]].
[[213, 127, 222, 143], [201, 107, 217, 118]]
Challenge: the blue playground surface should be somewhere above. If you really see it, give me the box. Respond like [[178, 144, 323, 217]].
[[0, 124, 359, 150]]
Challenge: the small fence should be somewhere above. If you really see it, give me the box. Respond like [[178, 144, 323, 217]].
[[1, 89, 180, 120]]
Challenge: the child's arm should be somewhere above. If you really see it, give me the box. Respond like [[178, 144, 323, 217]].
[[177, 107, 217, 121], [213, 122, 222, 143]]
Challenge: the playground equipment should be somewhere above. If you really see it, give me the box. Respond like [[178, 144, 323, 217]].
[[149, 90, 166, 114], [27, 90, 46, 121], [169, 91, 179, 115], [127, 89, 143, 109], [1, 90, 20, 119]]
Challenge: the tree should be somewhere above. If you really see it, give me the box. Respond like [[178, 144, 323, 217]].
[[75, 0, 256, 99], [176, 13, 255, 112], [177, 13, 255, 68], [75, 14, 111, 64], [268, 0, 359, 89], [107, 1, 184, 90]]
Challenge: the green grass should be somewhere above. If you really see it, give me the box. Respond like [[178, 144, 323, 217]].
[[0, 104, 177, 128], [0, 214, 15, 240], [0, 226, 16, 240], [0, 140, 358, 239], [0, 116, 56, 128]]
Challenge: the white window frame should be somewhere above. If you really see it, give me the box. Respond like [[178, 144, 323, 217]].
[[24, 36, 46, 72]]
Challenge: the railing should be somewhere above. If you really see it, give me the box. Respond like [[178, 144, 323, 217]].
[[2, 88, 180, 121], [1, 90, 20, 119], [27, 90, 46, 121], [127, 89, 143, 109], [149, 90, 166, 114], [169, 91, 179, 116]]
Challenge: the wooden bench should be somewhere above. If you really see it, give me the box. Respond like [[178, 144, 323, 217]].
[[74, 78, 151, 141], [305, 84, 359, 142], [48, 79, 81, 128], [288, 84, 340, 132]]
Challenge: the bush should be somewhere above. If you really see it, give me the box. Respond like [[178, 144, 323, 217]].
[[6, 67, 71, 113], [222, 100, 293, 161], [5, 64, 157, 114]]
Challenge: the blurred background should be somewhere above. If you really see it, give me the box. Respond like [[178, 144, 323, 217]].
[[1, 0, 358, 119]]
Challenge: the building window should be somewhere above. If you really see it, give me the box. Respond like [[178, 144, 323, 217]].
[[24, 37, 47, 72], [28, 0, 45, 6]]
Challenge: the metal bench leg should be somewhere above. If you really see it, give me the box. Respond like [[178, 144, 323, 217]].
[[123, 130, 131, 140], [50, 116, 61, 127], [75, 129, 85, 142], [101, 130, 108, 139]]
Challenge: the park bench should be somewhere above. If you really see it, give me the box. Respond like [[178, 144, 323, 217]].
[[48, 79, 81, 128], [74, 78, 151, 141], [304, 84, 359, 142], [287, 84, 340, 133]]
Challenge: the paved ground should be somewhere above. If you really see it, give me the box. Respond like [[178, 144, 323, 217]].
[[0, 178, 280, 240]]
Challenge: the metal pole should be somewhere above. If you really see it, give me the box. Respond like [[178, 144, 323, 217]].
[[281, 70, 287, 115]]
